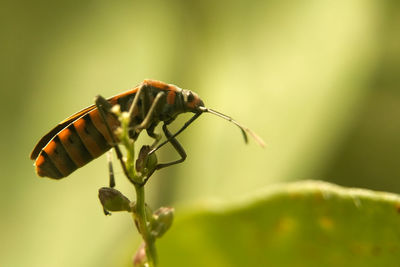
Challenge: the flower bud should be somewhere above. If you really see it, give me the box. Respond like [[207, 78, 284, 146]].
[[150, 207, 174, 238], [98, 187, 131, 212], [133, 242, 147, 267], [111, 104, 121, 116], [135, 145, 158, 177]]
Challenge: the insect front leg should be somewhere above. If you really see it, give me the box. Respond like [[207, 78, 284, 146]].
[[156, 123, 187, 170], [142, 122, 187, 184]]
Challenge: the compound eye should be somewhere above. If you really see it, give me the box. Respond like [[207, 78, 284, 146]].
[[187, 91, 194, 102]]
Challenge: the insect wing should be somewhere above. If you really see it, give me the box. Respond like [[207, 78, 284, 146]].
[[30, 104, 98, 160], [29, 85, 142, 161]]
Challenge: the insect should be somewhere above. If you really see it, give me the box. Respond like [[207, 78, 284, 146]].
[[30, 79, 264, 180]]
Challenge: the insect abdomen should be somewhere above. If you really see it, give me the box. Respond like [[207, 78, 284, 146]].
[[35, 109, 119, 179]]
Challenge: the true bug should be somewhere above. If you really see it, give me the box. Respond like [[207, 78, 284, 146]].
[[30, 79, 264, 180]]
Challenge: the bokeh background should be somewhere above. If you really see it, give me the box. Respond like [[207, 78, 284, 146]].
[[1, 1, 399, 266]]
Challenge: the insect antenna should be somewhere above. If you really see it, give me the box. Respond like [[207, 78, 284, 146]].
[[198, 106, 265, 147], [150, 106, 265, 155], [149, 112, 202, 154]]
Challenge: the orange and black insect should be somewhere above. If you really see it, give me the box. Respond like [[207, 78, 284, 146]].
[[30, 79, 264, 180]]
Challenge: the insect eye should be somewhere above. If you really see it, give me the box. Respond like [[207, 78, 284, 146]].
[[187, 92, 194, 102]]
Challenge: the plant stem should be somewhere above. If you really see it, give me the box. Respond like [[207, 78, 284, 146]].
[[134, 184, 157, 266], [117, 110, 158, 266]]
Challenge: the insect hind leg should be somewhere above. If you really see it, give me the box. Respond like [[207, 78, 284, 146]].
[[146, 124, 162, 148], [107, 150, 115, 188], [101, 150, 116, 215], [95, 95, 135, 184]]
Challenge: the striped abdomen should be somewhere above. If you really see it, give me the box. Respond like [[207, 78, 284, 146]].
[[31, 79, 186, 179], [33, 108, 119, 179]]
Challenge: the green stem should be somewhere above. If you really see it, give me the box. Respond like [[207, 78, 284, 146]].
[[134, 185, 157, 266], [117, 110, 158, 266]]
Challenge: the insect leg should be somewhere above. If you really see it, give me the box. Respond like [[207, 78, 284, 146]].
[[156, 123, 187, 169], [146, 124, 162, 148], [102, 151, 115, 215], [128, 82, 146, 119], [107, 150, 115, 188], [95, 95, 135, 184], [142, 123, 187, 185], [134, 91, 166, 132], [150, 112, 202, 154], [126, 82, 150, 138]]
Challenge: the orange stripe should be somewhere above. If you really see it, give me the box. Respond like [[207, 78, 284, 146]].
[[43, 139, 76, 177], [167, 90, 176, 105], [89, 109, 119, 145], [73, 117, 105, 158], [35, 153, 45, 167], [143, 79, 181, 92], [35, 153, 63, 178], [58, 127, 91, 167], [144, 79, 169, 90]]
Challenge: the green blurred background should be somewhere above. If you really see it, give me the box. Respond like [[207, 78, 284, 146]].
[[1, 0, 399, 266]]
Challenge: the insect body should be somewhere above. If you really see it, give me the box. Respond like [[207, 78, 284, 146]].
[[30, 79, 264, 179]]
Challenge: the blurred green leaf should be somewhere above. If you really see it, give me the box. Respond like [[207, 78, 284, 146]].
[[123, 181, 400, 267]]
